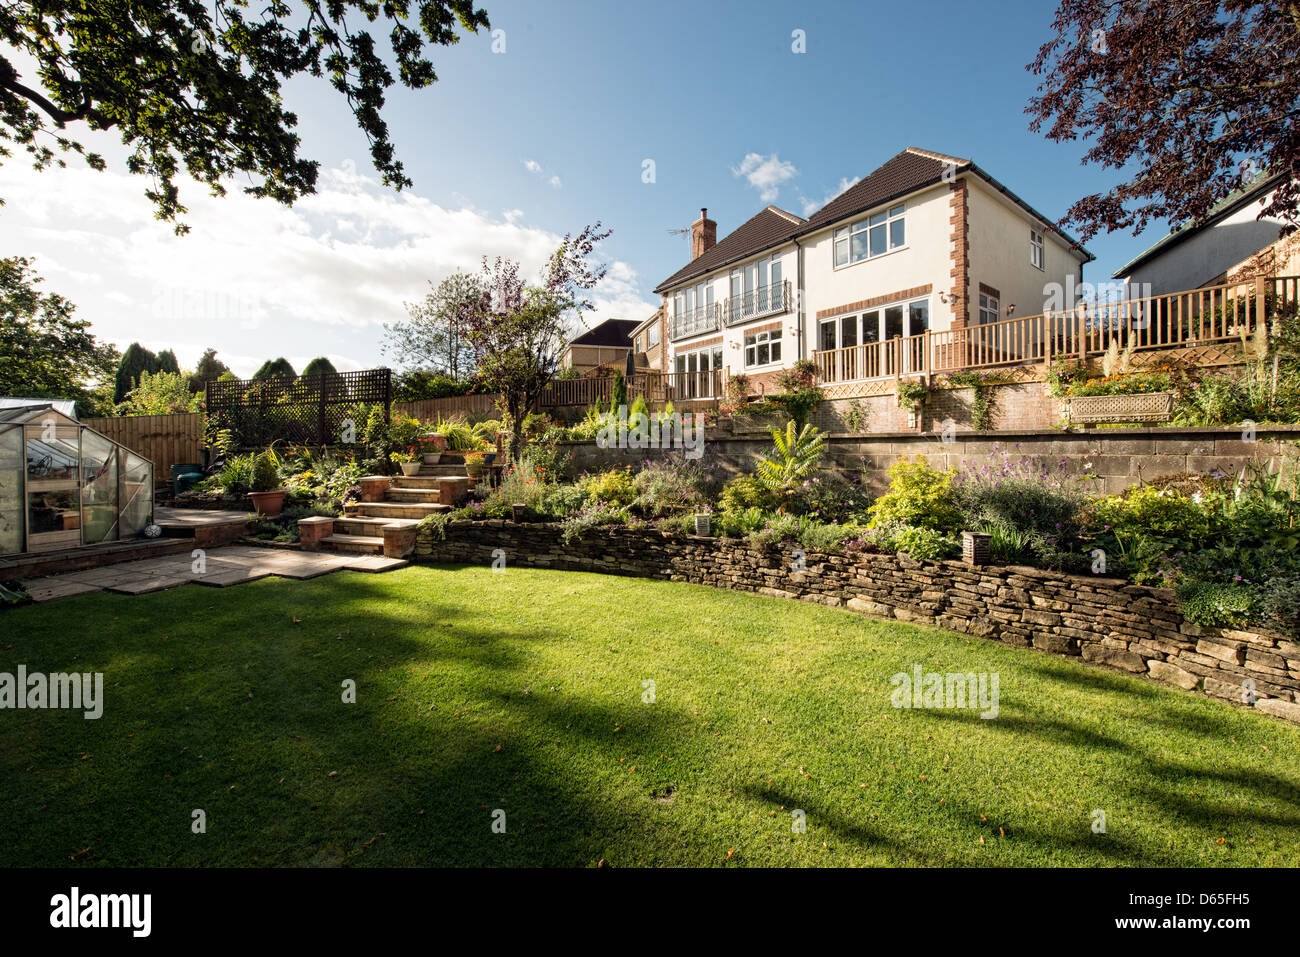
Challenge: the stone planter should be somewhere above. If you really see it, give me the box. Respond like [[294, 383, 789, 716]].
[[423, 451, 442, 465], [399, 461, 422, 476], [247, 489, 287, 517], [1065, 391, 1175, 425], [694, 512, 712, 536], [511, 503, 526, 522]]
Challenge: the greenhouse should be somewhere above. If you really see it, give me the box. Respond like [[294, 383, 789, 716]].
[[0, 404, 153, 555]]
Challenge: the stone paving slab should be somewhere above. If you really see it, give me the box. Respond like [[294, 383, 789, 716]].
[[20, 544, 408, 602]]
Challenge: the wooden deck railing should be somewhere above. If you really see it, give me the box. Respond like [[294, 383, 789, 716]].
[[817, 275, 1300, 384]]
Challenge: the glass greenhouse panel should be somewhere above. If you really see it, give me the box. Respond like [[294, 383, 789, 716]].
[[0, 426, 22, 555], [80, 428, 118, 544], [119, 450, 153, 538]]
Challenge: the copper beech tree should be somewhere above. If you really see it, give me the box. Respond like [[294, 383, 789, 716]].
[[457, 224, 612, 461], [1027, 0, 1300, 241]]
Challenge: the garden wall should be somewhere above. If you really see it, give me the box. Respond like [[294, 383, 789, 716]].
[[562, 426, 1299, 494], [413, 521, 1300, 721]]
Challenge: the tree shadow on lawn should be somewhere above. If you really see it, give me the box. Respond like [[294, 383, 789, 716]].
[[0, 573, 722, 866]]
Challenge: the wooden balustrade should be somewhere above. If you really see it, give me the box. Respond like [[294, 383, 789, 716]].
[[817, 275, 1299, 384]]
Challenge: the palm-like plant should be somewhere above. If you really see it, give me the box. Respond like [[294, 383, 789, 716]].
[[755, 422, 826, 510]]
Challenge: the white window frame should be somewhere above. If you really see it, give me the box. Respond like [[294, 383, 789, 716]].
[[978, 292, 999, 325], [1030, 228, 1045, 270], [744, 329, 783, 368], [834, 203, 906, 268], [647, 323, 659, 347]]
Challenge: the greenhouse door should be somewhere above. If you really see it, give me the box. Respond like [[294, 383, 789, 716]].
[[24, 419, 81, 552]]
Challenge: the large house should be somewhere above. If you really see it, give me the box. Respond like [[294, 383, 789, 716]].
[[653, 148, 1093, 396]]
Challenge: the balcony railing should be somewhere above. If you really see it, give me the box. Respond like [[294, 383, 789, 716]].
[[816, 274, 1299, 385], [669, 303, 721, 340], [724, 280, 792, 326]]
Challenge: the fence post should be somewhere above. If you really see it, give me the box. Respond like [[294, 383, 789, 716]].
[[922, 329, 932, 386], [1256, 275, 1269, 333]]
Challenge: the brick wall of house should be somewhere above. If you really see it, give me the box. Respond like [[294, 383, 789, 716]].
[[412, 521, 1300, 721]]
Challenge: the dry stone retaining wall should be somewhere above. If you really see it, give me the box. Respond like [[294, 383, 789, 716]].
[[414, 520, 1300, 722]]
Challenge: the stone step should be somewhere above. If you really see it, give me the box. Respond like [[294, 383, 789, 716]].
[[385, 487, 445, 502], [321, 533, 385, 554], [391, 476, 458, 489], [353, 502, 450, 519], [416, 464, 473, 477], [334, 516, 394, 536]]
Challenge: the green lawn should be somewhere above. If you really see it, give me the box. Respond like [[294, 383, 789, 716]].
[[2, 564, 1298, 867]]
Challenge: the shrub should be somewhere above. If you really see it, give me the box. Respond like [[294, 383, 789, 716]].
[[785, 469, 873, 524], [712, 507, 768, 538], [867, 458, 961, 531], [755, 422, 827, 507], [1089, 485, 1211, 542], [1263, 577, 1300, 638], [580, 467, 636, 507], [560, 500, 625, 544], [1175, 580, 1265, 629], [719, 474, 778, 513], [540, 483, 586, 518], [631, 455, 716, 517], [745, 513, 804, 551], [250, 452, 280, 492], [953, 448, 1090, 542], [864, 522, 960, 560]]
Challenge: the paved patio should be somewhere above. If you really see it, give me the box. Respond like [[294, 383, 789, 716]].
[[21, 544, 407, 602]]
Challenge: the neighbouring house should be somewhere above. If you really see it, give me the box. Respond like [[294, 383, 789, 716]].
[[653, 147, 1093, 396], [558, 318, 641, 374], [1114, 171, 1295, 294], [629, 308, 666, 371], [0, 403, 154, 555]]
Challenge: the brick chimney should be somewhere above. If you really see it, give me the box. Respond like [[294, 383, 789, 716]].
[[690, 208, 717, 261]]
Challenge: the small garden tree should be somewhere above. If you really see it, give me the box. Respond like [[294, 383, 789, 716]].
[[458, 224, 611, 460], [0, 256, 118, 415], [385, 271, 481, 378]]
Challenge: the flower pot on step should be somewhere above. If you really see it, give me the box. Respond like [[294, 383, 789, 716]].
[[400, 461, 422, 476], [248, 490, 287, 517], [423, 451, 442, 465]]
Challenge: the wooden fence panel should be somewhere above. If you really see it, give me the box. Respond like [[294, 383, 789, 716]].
[[82, 413, 205, 476], [395, 394, 501, 421]]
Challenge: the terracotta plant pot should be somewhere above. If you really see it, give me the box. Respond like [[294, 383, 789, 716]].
[[400, 461, 422, 476], [248, 490, 287, 517], [426, 433, 449, 451]]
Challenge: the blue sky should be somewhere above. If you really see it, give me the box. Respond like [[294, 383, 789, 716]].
[[0, 0, 1164, 376]]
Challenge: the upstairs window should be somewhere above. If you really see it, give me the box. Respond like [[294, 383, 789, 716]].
[[1030, 228, 1045, 270], [835, 203, 906, 267]]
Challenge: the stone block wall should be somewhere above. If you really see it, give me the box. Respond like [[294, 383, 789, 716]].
[[412, 521, 1299, 721], [560, 426, 1298, 495]]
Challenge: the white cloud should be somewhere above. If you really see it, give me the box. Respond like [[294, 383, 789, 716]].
[[549, 175, 562, 189], [523, 159, 542, 174], [0, 162, 654, 377], [733, 152, 799, 203], [800, 175, 862, 217]]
